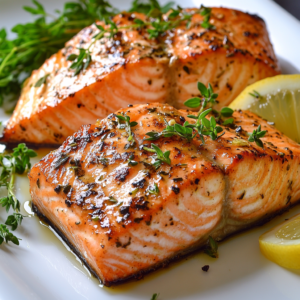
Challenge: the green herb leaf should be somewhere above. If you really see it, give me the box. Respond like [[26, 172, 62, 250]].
[[116, 114, 137, 146], [184, 97, 201, 108], [0, 224, 20, 245], [150, 293, 159, 300], [249, 90, 262, 100], [220, 107, 234, 118], [5, 213, 24, 231], [204, 236, 218, 258], [144, 143, 171, 168], [248, 125, 267, 148], [148, 183, 159, 195], [34, 74, 50, 87]]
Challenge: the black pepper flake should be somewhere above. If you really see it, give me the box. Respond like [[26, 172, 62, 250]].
[[183, 65, 190, 74], [65, 199, 72, 207], [115, 167, 130, 182], [202, 265, 209, 272], [171, 186, 180, 194], [63, 184, 72, 194], [235, 126, 242, 133], [132, 178, 146, 189], [195, 178, 200, 184], [173, 178, 183, 182], [54, 185, 61, 193], [134, 217, 143, 223], [36, 178, 40, 188], [119, 206, 130, 215]]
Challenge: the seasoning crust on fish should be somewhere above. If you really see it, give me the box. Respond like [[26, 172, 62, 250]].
[[28, 103, 300, 286], [3, 7, 279, 145]]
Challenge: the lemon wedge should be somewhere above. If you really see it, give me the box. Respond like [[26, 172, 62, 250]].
[[259, 214, 300, 269], [229, 74, 300, 143]]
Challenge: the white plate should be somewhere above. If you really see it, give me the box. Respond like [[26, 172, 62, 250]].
[[1, 1, 300, 299]]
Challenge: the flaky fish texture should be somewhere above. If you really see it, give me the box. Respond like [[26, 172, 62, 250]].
[[3, 7, 279, 145], [28, 103, 300, 286]]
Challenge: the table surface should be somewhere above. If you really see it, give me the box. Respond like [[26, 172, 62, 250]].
[[274, 0, 300, 20]]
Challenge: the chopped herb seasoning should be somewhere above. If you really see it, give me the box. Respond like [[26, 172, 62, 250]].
[[204, 236, 218, 258], [249, 90, 262, 100], [34, 74, 50, 87], [172, 177, 183, 182], [143, 144, 171, 168], [53, 154, 69, 169], [148, 183, 159, 195]]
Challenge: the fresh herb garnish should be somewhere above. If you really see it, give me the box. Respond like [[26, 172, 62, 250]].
[[199, 5, 215, 29], [116, 114, 138, 146], [249, 90, 262, 100], [0, 0, 118, 106], [0, 143, 37, 246], [248, 125, 267, 148], [128, 154, 138, 166], [143, 143, 171, 169], [148, 183, 159, 195], [150, 293, 159, 300], [204, 236, 218, 258], [145, 119, 195, 142], [184, 82, 218, 113], [34, 73, 50, 87]]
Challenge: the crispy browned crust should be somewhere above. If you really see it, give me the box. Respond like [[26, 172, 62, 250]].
[[32, 199, 299, 287]]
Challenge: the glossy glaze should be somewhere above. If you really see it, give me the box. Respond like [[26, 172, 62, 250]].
[[28, 103, 300, 286], [3, 8, 279, 145]]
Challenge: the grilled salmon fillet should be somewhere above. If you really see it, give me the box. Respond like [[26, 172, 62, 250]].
[[28, 103, 300, 286], [3, 7, 279, 145]]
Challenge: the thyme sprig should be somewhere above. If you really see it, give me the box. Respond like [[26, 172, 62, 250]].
[[184, 82, 218, 113], [248, 125, 267, 148], [116, 114, 138, 146], [0, 143, 37, 246], [0, 0, 118, 106], [199, 5, 215, 29], [145, 119, 195, 142], [68, 5, 198, 73], [186, 108, 224, 143], [143, 143, 171, 169], [249, 90, 262, 100]]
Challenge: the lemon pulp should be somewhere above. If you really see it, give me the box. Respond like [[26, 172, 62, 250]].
[[247, 90, 300, 143], [229, 74, 300, 143], [275, 216, 300, 240]]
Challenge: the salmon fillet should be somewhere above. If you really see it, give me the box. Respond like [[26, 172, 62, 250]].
[[3, 7, 279, 145], [28, 103, 300, 286]]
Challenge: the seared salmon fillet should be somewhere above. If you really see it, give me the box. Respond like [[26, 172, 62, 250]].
[[3, 7, 279, 145], [28, 103, 300, 286]]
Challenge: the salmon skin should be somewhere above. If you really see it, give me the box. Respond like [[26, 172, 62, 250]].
[[28, 103, 300, 286], [3, 7, 279, 145]]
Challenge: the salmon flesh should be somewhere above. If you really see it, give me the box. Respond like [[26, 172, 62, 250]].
[[3, 8, 279, 145], [28, 103, 300, 286]]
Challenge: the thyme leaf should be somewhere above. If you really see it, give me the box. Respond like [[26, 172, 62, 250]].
[[204, 236, 218, 258], [249, 90, 262, 100], [0, 143, 37, 246], [248, 125, 267, 148], [143, 143, 171, 168], [116, 114, 137, 146]]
